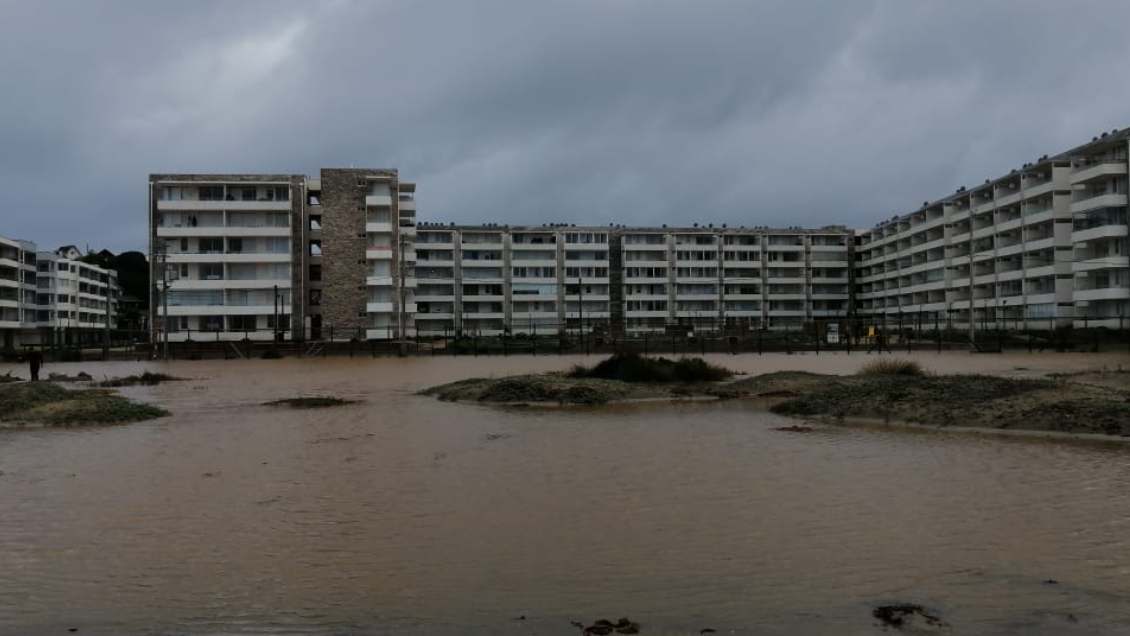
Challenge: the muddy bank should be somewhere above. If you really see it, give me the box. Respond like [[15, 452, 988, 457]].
[[0, 381, 168, 427], [420, 374, 741, 405], [747, 371, 1130, 437]]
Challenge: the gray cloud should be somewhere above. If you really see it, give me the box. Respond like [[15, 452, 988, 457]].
[[1, 0, 1128, 252]]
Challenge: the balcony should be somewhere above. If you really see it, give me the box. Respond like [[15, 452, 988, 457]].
[[173, 278, 288, 291], [167, 252, 290, 264], [157, 199, 290, 212], [1070, 193, 1127, 214], [157, 226, 290, 238], [366, 246, 394, 260], [366, 222, 393, 233], [366, 194, 393, 207], [1071, 161, 1126, 183], [1072, 256, 1130, 274], [366, 302, 394, 313], [1074, 287, 1130, 302]]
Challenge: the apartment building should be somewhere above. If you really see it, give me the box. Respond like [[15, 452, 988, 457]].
[[150, 127, 1128, 341], [1, 236, 119, 349], [412, 224, 853, 336], [856, 127, 1129, 330], [149, 170, 417, 342], [35, 251, 119, 343], [0, 235, 39, 348]]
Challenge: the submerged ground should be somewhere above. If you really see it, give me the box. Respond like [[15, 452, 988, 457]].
[[1, 352, 1129, 635]]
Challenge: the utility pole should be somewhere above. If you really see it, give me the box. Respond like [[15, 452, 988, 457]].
[[273, 284, 279, 344], [398, 234, 408, 357], [577, 275, 584, 349], [155, 241, 177, 362], [102, 274, 111, 361]]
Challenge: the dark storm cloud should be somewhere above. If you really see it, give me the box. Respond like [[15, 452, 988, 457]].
[[1, 0, 1129, 252]]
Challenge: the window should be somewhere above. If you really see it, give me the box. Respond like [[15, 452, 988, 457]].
[[201, 264, 223, 280], [239, 188, 256, 201], [179, 238, 188, 252], [309, 264, 322, 281], [310, 289, 322, 306], [161, 186, 188, 200], [199, 186, 224, 201], [199, 237, 224, 254], [228, 238, 243, 254], [267, 314, 291, 330], [229, 315, 256, 331]]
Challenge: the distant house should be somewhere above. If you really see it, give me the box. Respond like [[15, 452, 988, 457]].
[[56, 245, 83, 260]]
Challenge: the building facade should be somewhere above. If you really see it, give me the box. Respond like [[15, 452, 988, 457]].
[[148, 128, 1129, 341], [1, 236, 119, 349], [856, 127, 1130, 331]]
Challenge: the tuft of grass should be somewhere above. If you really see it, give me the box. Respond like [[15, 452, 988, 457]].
[[568, 352, 733, 383], [858, 358, 925, 377], [265, 396, 357, 408]]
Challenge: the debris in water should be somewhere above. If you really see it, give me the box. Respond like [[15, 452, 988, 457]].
[[872, 603, 946, 629]]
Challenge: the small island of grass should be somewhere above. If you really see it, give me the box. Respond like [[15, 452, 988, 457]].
[[423, 355, 1130, 437], [744, 360, 1130, 437], [0, 381, 169, 427], [421, 353, 738, 405]]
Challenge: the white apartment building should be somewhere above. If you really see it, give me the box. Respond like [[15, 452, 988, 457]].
[[412, 225, 852, 336], [151, 127, 1129, 342], [856, 128, 1129, 330], [0, 235, 39, 349], [149, 175, 302, 342], [1, 236, 119, 349], [35, 251, 119, 342]]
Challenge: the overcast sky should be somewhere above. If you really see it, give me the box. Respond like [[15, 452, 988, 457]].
[[2, 1, 1129, 253]]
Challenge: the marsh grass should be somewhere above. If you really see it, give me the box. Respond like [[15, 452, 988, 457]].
[[568, 352, 733, 383], [0, 382, 168, 426]]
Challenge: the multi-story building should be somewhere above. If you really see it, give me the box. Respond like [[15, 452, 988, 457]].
[[856, 127, 1129, 331], [1, 236, 119, 349], [149, 127, 1129, 341], [34, 250, 119, 344], [0, 235, 39, 349], [149, 174, 306, 342], [148, 170, 417, 342]]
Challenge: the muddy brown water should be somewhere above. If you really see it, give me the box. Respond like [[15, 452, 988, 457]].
[[1, 352, 1129, 635]]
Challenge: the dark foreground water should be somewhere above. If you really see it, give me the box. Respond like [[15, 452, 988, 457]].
[[1, 353, 1129, 635]]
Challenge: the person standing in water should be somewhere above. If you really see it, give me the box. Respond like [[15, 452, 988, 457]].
[[27, 349, 43, 381]]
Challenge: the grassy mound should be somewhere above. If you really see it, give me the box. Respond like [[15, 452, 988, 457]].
[[568, 353, 733, 383], [265, 397, 357, 408], [422, 375, 637, 405], [0, 382, 168, 426], [769, 374, 1051, 418]]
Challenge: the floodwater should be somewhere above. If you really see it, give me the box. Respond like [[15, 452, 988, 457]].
[[1, 352, 1129, 635]]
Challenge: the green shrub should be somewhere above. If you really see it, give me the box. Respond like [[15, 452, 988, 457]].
[[569, 352, 732, 383], [858, 358, 925, 377]]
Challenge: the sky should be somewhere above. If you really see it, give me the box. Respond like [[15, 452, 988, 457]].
[[2, 0, 1130, 254]]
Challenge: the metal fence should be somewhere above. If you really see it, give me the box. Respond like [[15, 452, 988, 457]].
[[8, 316, 1125, 362]]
